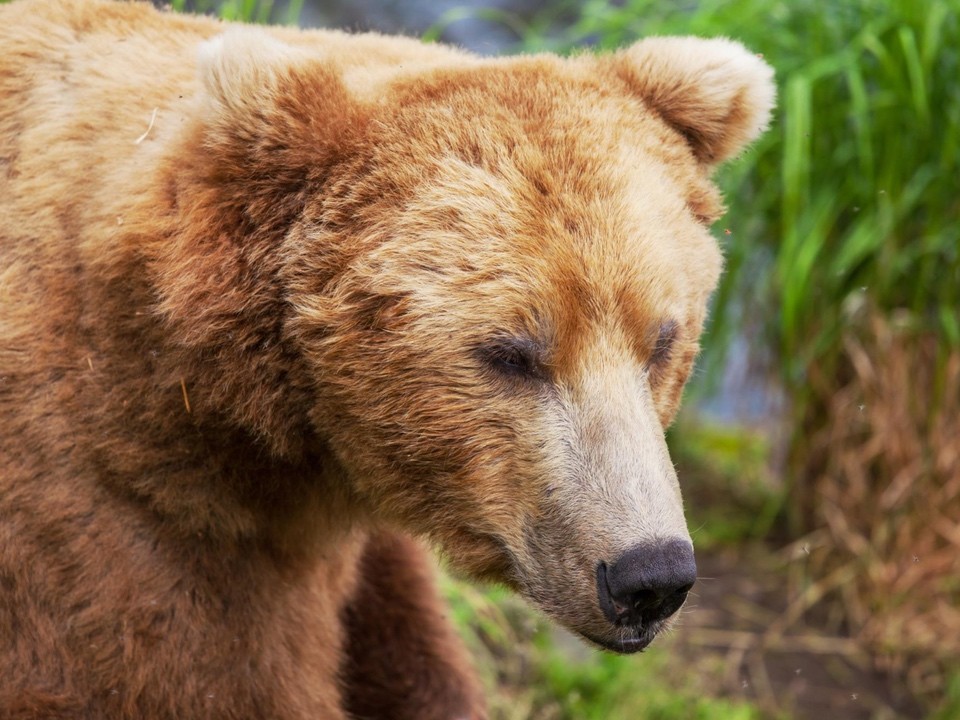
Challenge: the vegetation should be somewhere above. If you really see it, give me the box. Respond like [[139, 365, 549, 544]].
[[168, 0, 303, 25]]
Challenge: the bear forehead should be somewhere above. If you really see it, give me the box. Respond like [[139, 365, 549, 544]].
[[351, 59, 724, 361], [367, 56, 725, 221]]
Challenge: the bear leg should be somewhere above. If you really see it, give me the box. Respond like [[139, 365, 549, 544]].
[[340, 530, 486, 720]]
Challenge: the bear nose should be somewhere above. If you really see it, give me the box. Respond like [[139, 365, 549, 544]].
[[596, 539, 696, 627]]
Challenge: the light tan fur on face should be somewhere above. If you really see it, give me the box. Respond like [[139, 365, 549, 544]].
[[0, 0, 773, 712]]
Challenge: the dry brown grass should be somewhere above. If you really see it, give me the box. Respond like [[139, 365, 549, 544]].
[[795, 313, 960, 705]]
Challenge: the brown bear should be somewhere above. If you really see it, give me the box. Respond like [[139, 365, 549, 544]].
[[0, 0, 775, 717]]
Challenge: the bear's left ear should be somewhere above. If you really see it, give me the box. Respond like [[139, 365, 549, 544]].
[[194, 29, 361, 191], [197, 28, 299, 116], [605, 37, 775, 165]]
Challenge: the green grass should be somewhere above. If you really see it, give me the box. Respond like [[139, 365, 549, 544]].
[[931, 670, 960, 720], [536, 646, 761, 720], [168, 0, 303, 24], [668, 420, 786, 549]]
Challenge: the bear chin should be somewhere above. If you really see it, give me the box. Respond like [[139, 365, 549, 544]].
[[581, 624, 661, 654]]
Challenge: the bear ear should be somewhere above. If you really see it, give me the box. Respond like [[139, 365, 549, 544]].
[[608, 37, 775, 165], [197, 28, 297, 111], [194, 29, 360, 177]]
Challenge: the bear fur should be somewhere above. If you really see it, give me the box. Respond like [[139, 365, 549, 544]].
[[0, 1, 775, 717]]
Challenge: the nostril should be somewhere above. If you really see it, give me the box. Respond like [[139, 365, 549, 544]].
[[630, 589, 660, 612], [596, 538, 696, 626]]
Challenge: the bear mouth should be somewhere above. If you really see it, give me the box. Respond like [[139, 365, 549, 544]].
[[580, 622, 660, 655]]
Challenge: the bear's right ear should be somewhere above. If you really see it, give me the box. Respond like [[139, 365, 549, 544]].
[[605, 37, 775, 166], [194, 29, 361, 188]]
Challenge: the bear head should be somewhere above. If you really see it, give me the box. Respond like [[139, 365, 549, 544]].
[[182, 31, 775, 653]]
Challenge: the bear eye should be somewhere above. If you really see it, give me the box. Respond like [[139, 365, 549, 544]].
[[481, 337, 545, 381], [649, 320, 679, 368]]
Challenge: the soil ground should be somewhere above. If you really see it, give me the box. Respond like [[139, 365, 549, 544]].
[[652, 546, 926, 719]]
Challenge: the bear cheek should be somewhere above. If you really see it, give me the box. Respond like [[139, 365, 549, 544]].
[[331, 364, 543, 570], [418, 393, 565, 583]]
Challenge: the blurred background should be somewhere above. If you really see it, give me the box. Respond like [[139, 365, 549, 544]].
[[173, 0, 957, 717]]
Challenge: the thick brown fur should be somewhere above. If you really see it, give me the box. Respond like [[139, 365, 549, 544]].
[[0, 1, 774, 717]]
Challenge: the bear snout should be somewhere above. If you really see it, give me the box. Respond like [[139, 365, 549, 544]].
[[596, 538, 696, 628]]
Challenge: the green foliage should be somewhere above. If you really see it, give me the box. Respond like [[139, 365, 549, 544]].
[[533, 648, 762, 720], [931, 669, 960, 720], [168, 0, 303, 24], [668, 421, 785, 549]]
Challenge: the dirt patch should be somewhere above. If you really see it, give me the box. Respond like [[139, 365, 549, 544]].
[[666, 547, 926, 719]]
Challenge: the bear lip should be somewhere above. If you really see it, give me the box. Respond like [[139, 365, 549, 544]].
[[580, 624, 659, 655]]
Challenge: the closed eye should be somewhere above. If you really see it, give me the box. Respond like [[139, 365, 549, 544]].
[[481, 337, 546, 381], [650, 320, 679, 367]]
